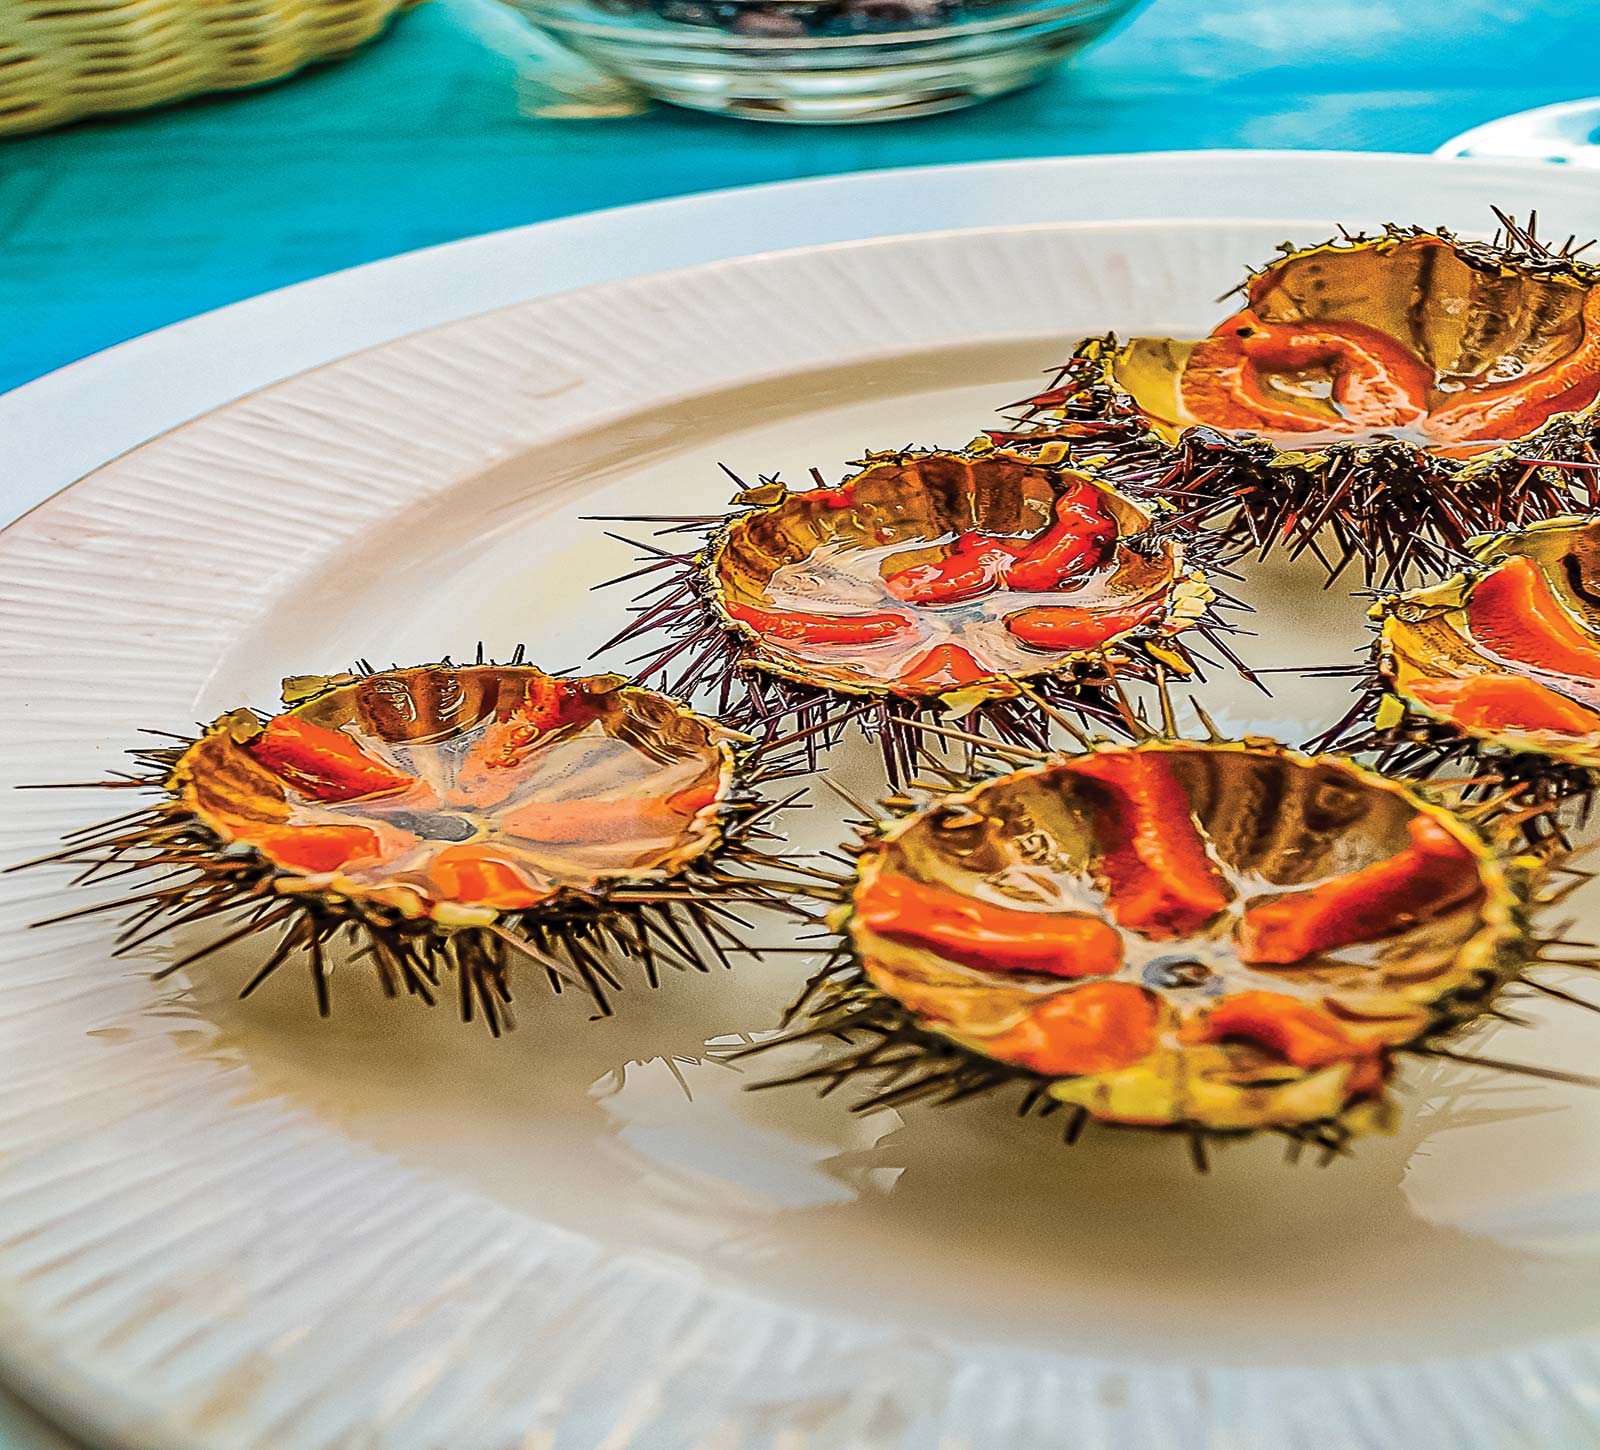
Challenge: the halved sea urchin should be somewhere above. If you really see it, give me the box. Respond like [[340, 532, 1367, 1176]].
[[761, 721, 1591, 1162], [999, 217, 1600, 583], [1322, 515, 1600, 826], [598, 443, 1240, 780], [28, 657, 806, 1032]]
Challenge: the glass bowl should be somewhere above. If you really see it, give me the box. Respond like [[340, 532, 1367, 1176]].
[[497, 0, 1148, 122]]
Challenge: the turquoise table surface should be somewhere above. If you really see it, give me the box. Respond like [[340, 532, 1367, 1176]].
[[0, 0, 1594, 397]]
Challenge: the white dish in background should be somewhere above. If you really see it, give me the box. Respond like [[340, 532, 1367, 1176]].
[[5, 216, 1600, 1450], [1436, 99, 1600, 167]]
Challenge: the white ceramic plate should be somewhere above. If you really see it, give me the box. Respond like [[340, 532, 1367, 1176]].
[[7, 217, 1600, 1450]]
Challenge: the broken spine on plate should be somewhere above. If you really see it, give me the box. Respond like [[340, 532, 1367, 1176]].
[[596, 441, 1247, 782], [23, 655, 810, 1033], [996, 214, 1600, 585], [752, 696, 1596, 1166], [1320, 515, 1600, 833]]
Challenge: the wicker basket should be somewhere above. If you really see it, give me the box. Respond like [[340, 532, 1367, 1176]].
[[0, 0, 424, 137]]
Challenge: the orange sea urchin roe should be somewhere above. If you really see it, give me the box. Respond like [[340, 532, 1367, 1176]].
[[725, 600, 916, 647], [979, 981, 1159, 1076], [516, 673, 593, 736], [1194, 990, 1377, 1070], [244, 823, 390, 874], [1432, 370, 1600, 444], [428, 846, 548, 910], [881, 483, 1116, 604], [1466, 555, 1600, 681], [249, 716, 416, 803], [895, 642, 991, 692], [883, 532, 1024, 606], [1409, 673, 1600, 738], [855, 873, 1124, 979], [1180, 315, 1433, 435], [1236, 815, 1482, 965], [1003, 600, 1162, 651], [1001, 483, 1118, 592], [1066, 751, 1233, 938]]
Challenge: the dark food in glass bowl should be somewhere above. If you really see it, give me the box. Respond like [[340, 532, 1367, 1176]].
[[590, 0, 1017, 37]]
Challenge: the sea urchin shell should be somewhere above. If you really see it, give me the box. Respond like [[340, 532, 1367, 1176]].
[[1003, 219, 1600, 583], [763, 732, 1583, 1159], [1323, 515, 1600, 822], [598, 444, 1236, 779], [28, 659, 804, 1032]]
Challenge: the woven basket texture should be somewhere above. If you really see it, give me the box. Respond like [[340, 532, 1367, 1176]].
[[0, 0, 423, 137]]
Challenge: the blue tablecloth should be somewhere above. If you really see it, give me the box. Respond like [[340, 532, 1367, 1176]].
[[0, 0, 1593, 397]]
